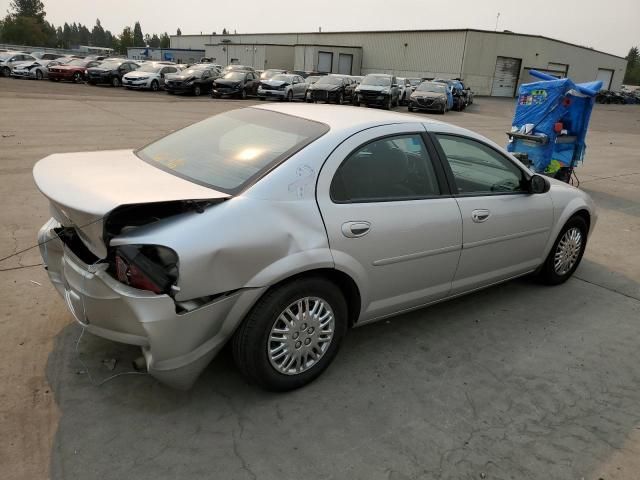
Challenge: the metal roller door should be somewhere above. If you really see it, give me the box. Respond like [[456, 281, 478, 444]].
[[491, 56, 522, 97], [595, 68, 613, 90], [317, 51, 333, 73], [338, 54, 353, 75]]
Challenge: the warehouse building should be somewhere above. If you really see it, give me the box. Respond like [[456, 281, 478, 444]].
[[170, 29, 626, 96]]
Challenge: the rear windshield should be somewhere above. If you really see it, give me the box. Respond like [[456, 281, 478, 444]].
[[137, 108, 329, 193]]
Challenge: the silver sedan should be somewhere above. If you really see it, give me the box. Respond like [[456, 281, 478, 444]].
[[34, 105, 596, 391]]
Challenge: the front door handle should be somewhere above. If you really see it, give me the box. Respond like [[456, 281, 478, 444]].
[[471, 209, 491, 223], [342, 221, 371, 238]]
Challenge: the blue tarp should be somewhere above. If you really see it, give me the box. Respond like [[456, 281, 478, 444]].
[[507, 70, 602, 173]]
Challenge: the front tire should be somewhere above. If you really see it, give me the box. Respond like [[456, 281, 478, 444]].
[[539, 216, 588, 285], [36, 70, 43, 80], [193, 85, 202, 96], [232, 277, 348, 391], [150, 80, 159, 92], [111, 76, 121, 87]]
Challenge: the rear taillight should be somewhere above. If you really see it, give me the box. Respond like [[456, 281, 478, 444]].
[[112, 245, 178, 294]]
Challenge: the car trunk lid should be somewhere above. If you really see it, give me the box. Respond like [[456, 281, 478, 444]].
[[33, 149, 229, 258]]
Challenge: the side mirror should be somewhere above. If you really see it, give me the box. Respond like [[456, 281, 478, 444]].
[[529, 174, 550, 194]]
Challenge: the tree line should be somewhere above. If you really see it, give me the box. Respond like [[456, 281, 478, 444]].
[[0, 0, 176, 53], [624, 47, 640, 86]]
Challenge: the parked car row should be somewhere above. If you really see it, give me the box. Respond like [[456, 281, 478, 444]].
[[596, 89, 640, 104], [3, 50, 477, 114]]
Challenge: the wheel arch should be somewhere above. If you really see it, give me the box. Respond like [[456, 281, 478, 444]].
[[258, 268, 362, 328]]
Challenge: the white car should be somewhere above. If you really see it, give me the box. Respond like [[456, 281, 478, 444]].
[[0, 52, 35, 77], [122, 62, 181, 91]]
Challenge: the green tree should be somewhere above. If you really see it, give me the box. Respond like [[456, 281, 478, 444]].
[[119, 26, 133, 54], [160, 32, 170, 48], [149, 34, 161, 48], [9, 0, 45, 20], [133, 21, 144, 46], [222, 28, 228, 35], [91, 18, 106, 46], [176, 27, 181, 36], [623, 46, 640, 85]]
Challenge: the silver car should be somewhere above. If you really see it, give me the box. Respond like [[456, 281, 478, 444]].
[[0, 52, 36, 76], [257, 74, 307, 101], [34, 105, 596, 391]]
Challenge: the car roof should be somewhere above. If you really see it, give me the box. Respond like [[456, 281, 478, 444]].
[[253, 104, 449, 134]]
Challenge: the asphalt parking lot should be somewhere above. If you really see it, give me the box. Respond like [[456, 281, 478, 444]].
[[1, 78, 639, 480]]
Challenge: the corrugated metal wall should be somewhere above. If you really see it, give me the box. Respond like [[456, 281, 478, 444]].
[[176, 31, 627, 95], [462, 31, 627, 95], [177, 31, 465, 78]]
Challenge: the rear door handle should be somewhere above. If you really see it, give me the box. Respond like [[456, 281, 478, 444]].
[[471, 209, 491, 223], [342, 221, 371, 238]]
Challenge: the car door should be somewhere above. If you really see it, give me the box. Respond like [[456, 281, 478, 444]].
[[246, 72, 257, 94], [431, 132, 554, 294], [294, 76, 306, 98], [316, 124, 462, 324], [160, 66, 176, 86]]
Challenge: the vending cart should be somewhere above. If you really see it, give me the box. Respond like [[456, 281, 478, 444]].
[[506, 70, 602, 184]]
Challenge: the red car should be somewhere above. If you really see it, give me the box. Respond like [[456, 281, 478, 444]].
[[48, 58, 102, 83]]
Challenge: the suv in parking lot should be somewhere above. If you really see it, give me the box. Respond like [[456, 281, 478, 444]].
[[354, 74, 400, 109]]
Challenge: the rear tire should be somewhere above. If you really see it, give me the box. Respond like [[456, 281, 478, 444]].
[[538, 216, 588, 285], [232, 276, 348, 391]]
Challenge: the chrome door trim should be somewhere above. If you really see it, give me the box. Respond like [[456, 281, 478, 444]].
[[463, 226, 550, 250], [373, 244, 461, 266]]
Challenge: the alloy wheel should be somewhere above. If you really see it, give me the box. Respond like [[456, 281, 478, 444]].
[[267, 297, 335, 375], [554, 227, 583, 275]]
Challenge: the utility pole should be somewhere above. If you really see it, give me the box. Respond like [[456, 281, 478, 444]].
[[495, 12, 501, 31]]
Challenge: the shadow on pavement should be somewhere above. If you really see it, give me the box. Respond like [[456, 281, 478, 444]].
[[47, 268, 640, 480]]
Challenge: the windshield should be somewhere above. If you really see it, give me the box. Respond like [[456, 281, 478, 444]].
[[223, 72, 245, 80], [0, 53, 14, 61], [306, 76, 320, 83], [181, 68, 204, 77], [67, 59, 87, 66], [137, 108, 329, 193], [98, 61, 122, 69], [361, 75, 391, 87], [261, 70, 283, 79], [409, 78, 421, 86], [137, 63, 163, 73], [271, 75, 294, 82], [417, 83, 446, 93], [31, 52, 44, 59], [316, 76, 343, 86]]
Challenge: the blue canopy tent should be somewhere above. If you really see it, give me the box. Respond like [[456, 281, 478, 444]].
[[507, 70, 602, 183]]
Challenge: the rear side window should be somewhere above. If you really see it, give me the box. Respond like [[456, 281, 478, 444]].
[[331, 134, 441, 202], [137, 108, 329, 193]]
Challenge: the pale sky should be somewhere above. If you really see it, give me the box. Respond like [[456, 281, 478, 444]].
[[2, 0, 638, 57]]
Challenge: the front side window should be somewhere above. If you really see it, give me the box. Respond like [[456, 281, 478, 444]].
[[137, 108, 329, 193], [435, 134, 526, 195], [331, 135, 441, 202]]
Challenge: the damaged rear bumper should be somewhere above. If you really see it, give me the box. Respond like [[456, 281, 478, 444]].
[[38, 218, 265, 389]]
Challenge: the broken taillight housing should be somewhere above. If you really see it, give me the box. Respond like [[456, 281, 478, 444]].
[[112, 245, 178, 295]]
